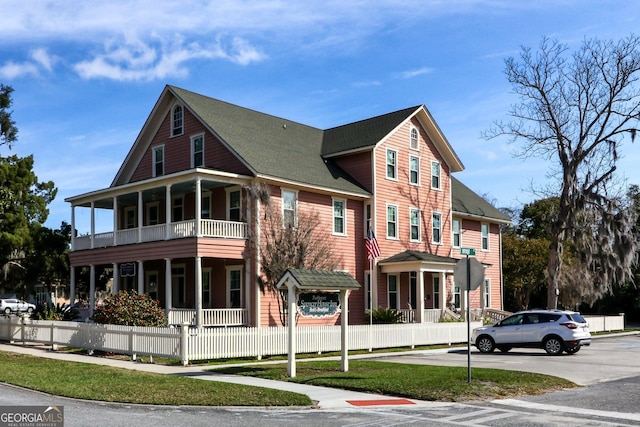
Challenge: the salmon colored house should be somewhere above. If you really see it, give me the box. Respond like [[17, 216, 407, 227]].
[[65, 85, 511, 327]]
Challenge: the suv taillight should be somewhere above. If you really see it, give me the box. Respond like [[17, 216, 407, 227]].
[[561, 322, 578, 329]]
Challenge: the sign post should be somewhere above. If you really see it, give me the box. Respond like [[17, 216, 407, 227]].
[[454, 248, 484, 383]]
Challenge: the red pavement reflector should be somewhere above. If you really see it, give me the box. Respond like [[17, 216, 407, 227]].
[[347, 399, 415, 406]]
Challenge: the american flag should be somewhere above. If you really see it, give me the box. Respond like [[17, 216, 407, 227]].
[[365, 225, 381, 261]]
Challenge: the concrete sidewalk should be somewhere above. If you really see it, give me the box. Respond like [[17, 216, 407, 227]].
[[0, 342, 451, 410]]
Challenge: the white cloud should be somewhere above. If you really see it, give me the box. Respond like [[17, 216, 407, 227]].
[[397, 67, 434, 79], [0, 48, 57, 79], [74, 35, 266, 81]]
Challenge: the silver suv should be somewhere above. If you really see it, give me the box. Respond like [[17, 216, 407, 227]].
[[0, 298, 36, 314], [471, 309, 591, 355]]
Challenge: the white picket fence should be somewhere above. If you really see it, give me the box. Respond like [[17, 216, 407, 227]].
[[0, 313, 626, 366], [0, 316, 479, 365]]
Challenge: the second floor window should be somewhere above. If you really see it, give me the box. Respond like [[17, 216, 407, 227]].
[[409, 155, 420, 185], [410, 208, 421, 241], [432, 212, 442, 244], [387, 204, 398, 238], [227, 189, 241, 221], [153, 146, 164, 177], [282, 189, 297, 228], [481, 223, 489, 250], [172, 105, 183, 136], [333, 198, 346, 235], [431, 161, 441, 189], [386, 149, 397, 180], [452, 218, 461, 247], [173, 197, 183, 222], [388, 275, 399, 309], [192, 134, 204, 167]]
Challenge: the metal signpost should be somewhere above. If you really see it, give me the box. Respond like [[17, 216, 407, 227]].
[[454, 248, 484, 383]]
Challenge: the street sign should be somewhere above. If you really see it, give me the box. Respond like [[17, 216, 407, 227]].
[[460, 247, 476, 256], [454, 257, 484, 291]]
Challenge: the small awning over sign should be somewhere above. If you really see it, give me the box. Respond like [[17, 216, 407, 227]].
[[276, 268, 361, 292]]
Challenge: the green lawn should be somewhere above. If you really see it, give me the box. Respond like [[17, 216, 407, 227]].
[[215, 360, 577, 402], [0, 352, 311, 406]]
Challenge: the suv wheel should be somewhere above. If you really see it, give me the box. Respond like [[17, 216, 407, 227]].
[[4, 307, 10, 314], [476, 335, 495, 353], [544, 336, 564, 355]]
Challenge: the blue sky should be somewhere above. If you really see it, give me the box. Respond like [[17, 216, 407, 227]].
[[1, 0, 639, 232]]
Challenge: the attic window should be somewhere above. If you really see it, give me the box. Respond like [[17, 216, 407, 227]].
[[410, 127, 418, 150], [172, 105, 183, 137]]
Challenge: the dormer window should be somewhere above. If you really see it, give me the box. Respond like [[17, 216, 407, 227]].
[[172, 105, 183, 137]]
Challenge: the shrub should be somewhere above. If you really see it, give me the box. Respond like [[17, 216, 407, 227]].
[[367, 307, 404, 324], [90, 290, 167, 327], [33, 303, 81, 321]]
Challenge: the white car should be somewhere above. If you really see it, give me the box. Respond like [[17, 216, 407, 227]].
[[0, 298, 36, 314], [471, 309, 591, 355]]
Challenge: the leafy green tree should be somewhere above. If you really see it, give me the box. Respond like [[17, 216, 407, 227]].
[[502, 233, 549, 311], [0, 84, 17, 147], [91, 290, 167, 327], [488, 36, 640, 309]]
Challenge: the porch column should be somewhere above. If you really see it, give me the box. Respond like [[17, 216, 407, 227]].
[[113, 196, 118, 246], [137, 260, 144, 294], [195, 177, 201, 237], [69, 266, 76, 305], [90, 201, 95, 249], [165, 185, 172, 240], [89, 264, 96, 317], [137, 190, 143, 243], [340, 289, 350, 372], [195, 256, 202, 328], [416, 270, 425, 323], [70, 205, 75, 251], [440, 272, 447, 312], [287, 282, 297, 377], [112, 263, 119, 294], [165, 258, 172, 316], [253, 199, 261, 328]]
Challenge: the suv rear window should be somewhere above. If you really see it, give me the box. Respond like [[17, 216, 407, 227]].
[[537, 313, 561, 323], [567, 313, 587, 323]]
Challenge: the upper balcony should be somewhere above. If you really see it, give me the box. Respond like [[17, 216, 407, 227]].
[[67, 171, 251, 252], [73, 218, 247, 251]]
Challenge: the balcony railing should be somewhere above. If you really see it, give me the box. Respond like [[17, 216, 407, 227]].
[[399, 309, 444, 323], [168, 308, 249, 327], [73, 219, 248, 250]]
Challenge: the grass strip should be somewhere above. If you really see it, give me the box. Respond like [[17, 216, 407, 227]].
[[0, 351, 311, 406], [215, 360, 577, 402]]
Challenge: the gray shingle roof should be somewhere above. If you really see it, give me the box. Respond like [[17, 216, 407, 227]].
[[378, 250, 460, 265], [170, 86, 369, 196], [282, 269, 361, 290], [451, 176, 511, 223]]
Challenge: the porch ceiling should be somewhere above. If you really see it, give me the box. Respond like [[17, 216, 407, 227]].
[[378, 250, 459, 274]]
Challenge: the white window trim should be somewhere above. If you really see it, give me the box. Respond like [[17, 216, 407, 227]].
[[483, 278, 491, 308], [226, 265, 243, 308], [364, 203, 372, 239], [430, 160, 441, 190], [481, 223, 490, 251], [190, 133, 204, 168], [202, 267, 212, 309], [409, 154, 420, 186], [171, 264, 186, 308], [281, 188, 298, 228], [409, 207, 421, 242], [225, 186, 242, 221], [387, 274, 400, 310], [124, 205, 136, 229], [432, 211, 443, 245], [152, 145, 164, 178], [146, 201, 160, 226], [452, 218, 462, 248], [433, 276, 440, 309], [386, 148, 398, 181], [386, 203, 399, 240], [332, 197, 347, 236], [410, 126, 419, 151], [171, 104, 184, 137]]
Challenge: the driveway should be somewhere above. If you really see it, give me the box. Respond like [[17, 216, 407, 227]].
[[371, 333, 640, 386]]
